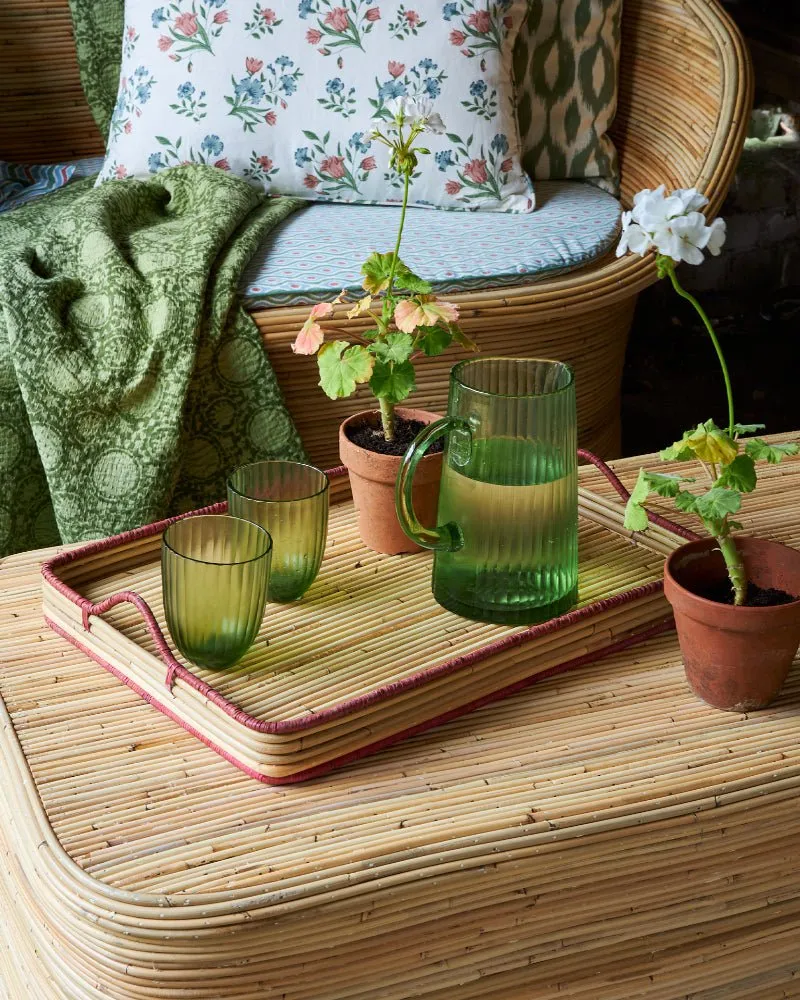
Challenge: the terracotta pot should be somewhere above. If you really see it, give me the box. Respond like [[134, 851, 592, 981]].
[[664, 536, 800, 712], [339, 408, 443, 555]]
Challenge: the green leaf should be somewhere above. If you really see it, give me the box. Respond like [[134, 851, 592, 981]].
[[693, 487, 742, 522], [623, 496, 649, 533], [361, 251, 394, 294], [745, 438, 800, 464], [623, 469, 692, 532], [370, 332, 414, 364], [731, 423, 766, 437], [659, 442, 694, 462], [416, 325, 452, 357], [715, 454, 757, 493], [317, 341, 374, 399], [674, 491, 700, 514], [370, 360, 416, 404], [392, 258, 432, 294]]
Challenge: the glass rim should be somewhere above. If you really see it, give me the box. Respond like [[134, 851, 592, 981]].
[[227, 460, 330, 504], [163, 514, 273, 566], [451, 357, 575, 399]]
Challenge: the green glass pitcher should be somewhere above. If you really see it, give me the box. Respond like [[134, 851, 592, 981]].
[[396, 357, 579, 625]]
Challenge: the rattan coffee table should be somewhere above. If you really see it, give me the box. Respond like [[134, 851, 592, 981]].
[[2, 445, 800, 999]]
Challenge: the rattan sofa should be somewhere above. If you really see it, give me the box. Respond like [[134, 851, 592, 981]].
[[0, 0, 753, 464]]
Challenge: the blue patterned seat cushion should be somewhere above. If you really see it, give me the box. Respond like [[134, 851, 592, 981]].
[[3, 159, 620, 307], [242, 180, 620, 307]]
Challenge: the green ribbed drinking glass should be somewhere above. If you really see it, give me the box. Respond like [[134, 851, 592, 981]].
[[162, 515, 272, 670], [396, 358, 578, 625], [227, 461, 329, 603]]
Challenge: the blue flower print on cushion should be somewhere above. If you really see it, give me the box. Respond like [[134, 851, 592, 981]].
[[226, 57, 303, 132]]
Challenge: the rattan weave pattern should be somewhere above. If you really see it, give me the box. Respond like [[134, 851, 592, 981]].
[[2, 446, 800, 997]]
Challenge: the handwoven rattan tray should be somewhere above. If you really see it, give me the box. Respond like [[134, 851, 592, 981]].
[[41, 454, 695, 783]]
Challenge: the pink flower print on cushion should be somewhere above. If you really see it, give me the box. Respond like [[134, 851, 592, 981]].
[[466, 10, 490, 32], [306, 28, 323, 44], [246, 57, 264, 74], [445, 180, 462, 195], [124, 121, 132, 134], [304, 174, 320, 189], [261, 8, 277, 24], [257, 155, 274, 170], [324, 7, 350, 32], [158, 35, 173, 50], [365, 7, 381, 20], [388, 61, 405, 78], [502, 14, 513, 28], [265, 110, 277, 125], [126, 26, 136, 40], [320, 155, 346, 179], [114, 164, 128, 179], [463, 158, 488, 184], [361, 156, 377, 171], [500, 158, 513, 173], [215, 158, 230, 170], [404, 9, 420, 26], [449, 29, 466, 46], [174, 12, 199, 36], [213, 10, 229, 23]]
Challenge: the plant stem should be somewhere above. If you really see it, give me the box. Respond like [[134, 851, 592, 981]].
[[717, 532, 747, 606], [379, 395, 395, 441], [663, 258, 735, 436]]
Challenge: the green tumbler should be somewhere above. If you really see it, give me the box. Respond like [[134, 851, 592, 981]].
[[227, 461, 329, 603], [162, 514, 272, 670], [396, 357, 578, 625]]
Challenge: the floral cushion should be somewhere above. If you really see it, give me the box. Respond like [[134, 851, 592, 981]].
[[241, 179, 621, 306], [96, 0, 535, 213], [513, 0, 622, 193]]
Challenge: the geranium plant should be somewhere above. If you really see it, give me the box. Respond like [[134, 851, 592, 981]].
[[291, 97, 474, 441], [618, 186, 798, 605]]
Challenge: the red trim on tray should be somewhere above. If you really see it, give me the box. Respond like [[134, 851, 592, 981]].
[[45, 614, 674, 785], [41, 454, 699, 740]]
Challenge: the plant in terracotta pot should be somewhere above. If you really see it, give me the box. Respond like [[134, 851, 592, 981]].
[[617, 185, 800, 711], [291, 97, 475, 554]]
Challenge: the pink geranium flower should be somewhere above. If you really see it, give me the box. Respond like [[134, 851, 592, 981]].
[[257, 155, 274, 170], [215, 158, 230, 170], [158, 35, 173, 50], [246, 57, 264, 75], [261, 8, 277, 23], [304, 174, 320, 188], [467, 10, 491, 32], [445, 180, 462, 195], [394, 296, 460, 334], [387, 60, 405, 78], [404, 9, 420, 25], [174, 12, 198, 36], [114, 165, 128, 179], [213, 10, 229, 23], [292, 302, 333, 355], [464, 158, 488, 184], [320, 155, 346, 179], [265, 110, 277, 125], [365, 7, 381, 20], [324, 7, 350, 31], [449, 29, 466, 46], [360, 156, 377, 171], [306, 28, 323, 43]]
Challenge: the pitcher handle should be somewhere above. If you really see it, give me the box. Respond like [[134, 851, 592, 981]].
[[395, 416, 465, 552]]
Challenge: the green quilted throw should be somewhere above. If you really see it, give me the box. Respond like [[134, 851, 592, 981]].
[[513, 0, 623, 193], [67, 0, 124, 140], [0, 166, 305, 556]]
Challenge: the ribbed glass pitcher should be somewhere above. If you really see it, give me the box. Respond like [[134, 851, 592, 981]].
[[396, 358, 578, 625]]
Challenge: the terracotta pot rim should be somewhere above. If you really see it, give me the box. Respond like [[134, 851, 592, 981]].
[[665, 535, 800, 616]]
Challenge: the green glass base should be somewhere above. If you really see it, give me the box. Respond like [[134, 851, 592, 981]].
[[433, 584, 579, 626]]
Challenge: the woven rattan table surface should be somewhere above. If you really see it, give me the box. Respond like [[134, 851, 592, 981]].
[[2, 444, 800, 999]]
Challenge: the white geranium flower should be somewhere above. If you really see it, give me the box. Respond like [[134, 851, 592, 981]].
[[617, 184, 726, 264], [384, 96, 445, 134]]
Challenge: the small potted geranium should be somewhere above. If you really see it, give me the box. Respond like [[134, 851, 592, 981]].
[[292, 97, 475, 554], [618, 186, 800, 711]]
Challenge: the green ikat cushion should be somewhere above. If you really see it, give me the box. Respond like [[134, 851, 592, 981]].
[[95, 0, 535, 213], [513, 0, 622, 193]]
